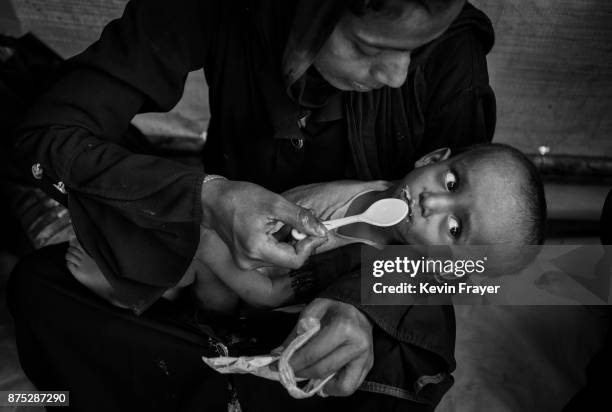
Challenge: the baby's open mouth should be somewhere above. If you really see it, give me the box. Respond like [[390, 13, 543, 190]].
[[400, 186, 415, 222]]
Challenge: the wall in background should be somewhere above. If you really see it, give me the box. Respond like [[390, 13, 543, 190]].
[[0, 0, 19, 35], [2, 0, 612, 157], [472, 0, 612, 157], [6, 0, 125, 56]]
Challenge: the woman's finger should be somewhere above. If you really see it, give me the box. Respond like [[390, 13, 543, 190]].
[[65, 249, 82, 263], [294, 341, 362, 380], [289, 324, 347, 375], [275, 200, 327, 238], [65, 252, 81, 266], [272, 224, 293, 243], [67, 245, 84, 259], [256, 234, 326, 270], [276, 299, 331, 356], [294, 235, 327, 257], [322, 355, 370, 397]]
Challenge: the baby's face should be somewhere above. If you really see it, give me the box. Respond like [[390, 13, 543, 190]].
[[392, 152, 523, 246]]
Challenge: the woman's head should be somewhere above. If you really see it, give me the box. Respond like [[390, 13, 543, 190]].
[[312, 0, 465, 91]]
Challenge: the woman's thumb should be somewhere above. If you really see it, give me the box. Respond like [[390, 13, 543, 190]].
[[277, 201, 327, 237]]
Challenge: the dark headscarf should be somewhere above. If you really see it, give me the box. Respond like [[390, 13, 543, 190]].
[[281, 0, 494, 87], [281, 0, 349, 86], [267, 0, 495, 180]]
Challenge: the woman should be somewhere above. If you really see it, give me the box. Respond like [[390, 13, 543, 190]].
[[9, 0, 495, 410]]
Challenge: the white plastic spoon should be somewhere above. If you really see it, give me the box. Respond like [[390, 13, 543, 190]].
[[291, 198, 409, 240]]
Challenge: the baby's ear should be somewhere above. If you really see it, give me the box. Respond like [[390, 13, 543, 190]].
[[414, 147, 451, 168]]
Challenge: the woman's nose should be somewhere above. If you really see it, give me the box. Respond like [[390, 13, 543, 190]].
[[419, 192, 453, 218], [371, 53, 410, 88]]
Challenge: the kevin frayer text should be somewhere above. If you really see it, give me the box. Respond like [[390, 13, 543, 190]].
[[372, 282, 500, 296]]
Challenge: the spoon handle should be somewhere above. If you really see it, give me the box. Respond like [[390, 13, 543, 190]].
[[291, 215, 362, 240], [321, 215, 362, 231]]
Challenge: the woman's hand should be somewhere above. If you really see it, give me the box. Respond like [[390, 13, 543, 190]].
[[201, 178, 328, 270], [283, 298, 374, 397]]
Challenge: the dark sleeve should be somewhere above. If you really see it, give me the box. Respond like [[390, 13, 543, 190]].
[[10, 0, 217, 313], [416, 29, 496, 157]]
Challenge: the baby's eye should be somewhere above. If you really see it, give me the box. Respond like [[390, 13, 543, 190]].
[[448, 216, 461, 239], [444, 171, 458, 191]]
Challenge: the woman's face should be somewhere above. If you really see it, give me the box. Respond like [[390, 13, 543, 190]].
[[313, 1, 461, 91]]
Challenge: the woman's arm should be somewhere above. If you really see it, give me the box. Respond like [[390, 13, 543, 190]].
[[11, 0, 216, 311], [11, 0, 327, 314]]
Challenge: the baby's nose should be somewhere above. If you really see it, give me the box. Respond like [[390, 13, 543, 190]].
[[420, 192, 453, 218]]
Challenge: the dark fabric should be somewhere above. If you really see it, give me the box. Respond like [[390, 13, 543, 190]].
[[562, 323, 612, 412], [233, 375, 435, 412], [9, 244, 439, 412], [601, 189, 612, 244], [0, 33, 62, 140], [8, 0, 494, 404], [562, 189, 612, 411], [0, 34, 61, 253], [8, 244, 231, 412], [289, 67, 350, 182], [0, 33, 62, 203]]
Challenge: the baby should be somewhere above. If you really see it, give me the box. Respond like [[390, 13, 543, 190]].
[[66, 143, 546, 313]]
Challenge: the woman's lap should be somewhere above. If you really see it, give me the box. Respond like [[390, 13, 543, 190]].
[[7, 243, 231, 411], [7, 243, 427, 412]]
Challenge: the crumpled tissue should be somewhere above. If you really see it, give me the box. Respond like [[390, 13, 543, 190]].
[[202, 317, 334, 399]]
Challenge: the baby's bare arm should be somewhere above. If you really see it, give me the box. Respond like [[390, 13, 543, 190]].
[[195, 228, 294, 308]]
